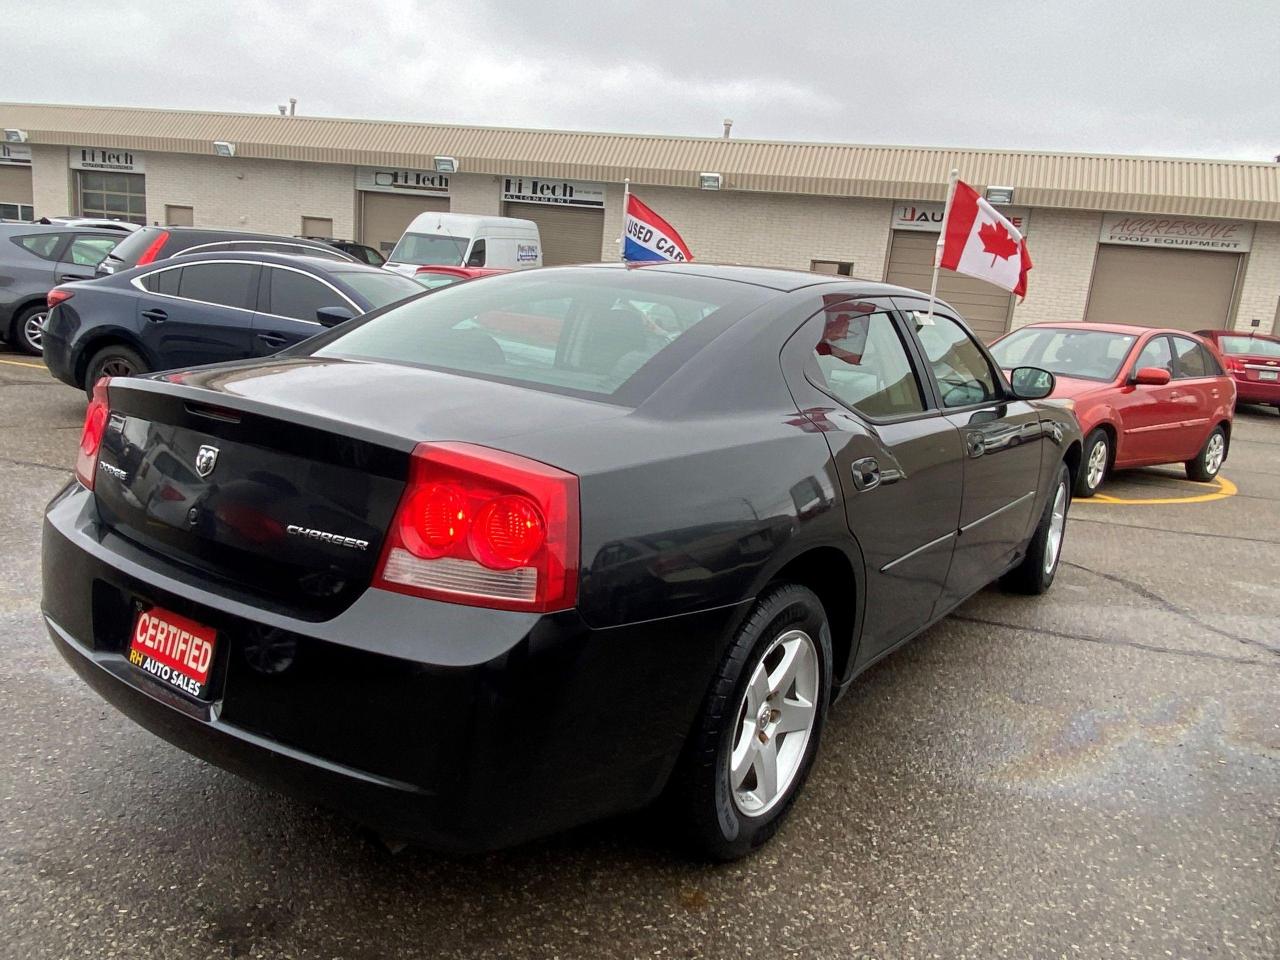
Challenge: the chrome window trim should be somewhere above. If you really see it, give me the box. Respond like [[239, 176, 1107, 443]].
[[130, 258, 360, 321], [176, 240, 357, 262]]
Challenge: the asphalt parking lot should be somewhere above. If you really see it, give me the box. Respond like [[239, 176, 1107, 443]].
[[0, 345, 1276, 960]]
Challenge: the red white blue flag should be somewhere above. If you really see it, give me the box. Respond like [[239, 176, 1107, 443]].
[[623, 193, 693, 263]]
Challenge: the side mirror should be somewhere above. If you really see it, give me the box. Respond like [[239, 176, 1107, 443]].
[[1132, 366, 1171, 386], [1008, 365, 1055, 400], [315, 306, 355, 327]]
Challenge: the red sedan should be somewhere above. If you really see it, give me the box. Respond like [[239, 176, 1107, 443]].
[[1195, 329, 1280, 413], [991, 322, 1235, 497], [411, 265, 509, 289]]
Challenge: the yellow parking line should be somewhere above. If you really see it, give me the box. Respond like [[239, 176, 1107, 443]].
[[0, 357, 46, 369], [1079, 475, 1237, 506]]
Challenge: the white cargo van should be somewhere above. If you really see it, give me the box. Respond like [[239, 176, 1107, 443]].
[[383, 213, 542, 276]]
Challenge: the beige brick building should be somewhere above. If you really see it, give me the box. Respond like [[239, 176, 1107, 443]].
[[3, 103, 1278, 339]]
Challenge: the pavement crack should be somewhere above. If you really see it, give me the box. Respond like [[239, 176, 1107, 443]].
[[0, 456, 72, 477], [1071, 515, 1280, 546], [1062, 560, 1280, 657], [952, 614, 1277, 669]]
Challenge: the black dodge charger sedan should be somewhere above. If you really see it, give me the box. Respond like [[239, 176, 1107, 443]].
[[42, 263, 1081, 859]]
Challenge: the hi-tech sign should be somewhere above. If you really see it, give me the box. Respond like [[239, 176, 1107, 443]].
[[0, 144, 31, 166], [356, 166, 449, 195], [893, 201, 1029, 233], [71, 147, 144, 173], [503, 176, 604, 208], [1099, 214, 1253, 252]]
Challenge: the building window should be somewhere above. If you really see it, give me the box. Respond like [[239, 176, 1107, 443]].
[[0, 202, 33, 220], [78, 171, 146, 225], [165, 204, 194, 227], [301, 216, 333, 238], [811, 260, 854, 276]]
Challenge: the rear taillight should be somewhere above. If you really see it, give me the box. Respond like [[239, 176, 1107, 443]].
[[47, 287, 74, 309], [75, 378, 111, 490], [373, 442, 580, 612], [135, 230, 171, 265], [1224, 355, 1245, 374]]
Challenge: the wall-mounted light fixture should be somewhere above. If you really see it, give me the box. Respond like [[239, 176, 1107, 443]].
[[3, 129, 28, 143], [433, 156, 457, 174], [985, 185, 1015, 205], [699, 172, 723, 191], [212, 141, 237, 157]]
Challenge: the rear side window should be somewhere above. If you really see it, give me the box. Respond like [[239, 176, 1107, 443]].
[[909, 312, 998, 407], [267, 267, 346, 322], [140, 267, 182, 295], [177, 263, 257, 309], [1170, 336, 1214, 378], [808, 305, 924, 418], [312, 272, 766, 401], [15, 233, 64, 260]]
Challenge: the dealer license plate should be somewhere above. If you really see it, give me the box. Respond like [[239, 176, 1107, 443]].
[[128, 605, 217, 700], [1259, 370, 1277, 381]]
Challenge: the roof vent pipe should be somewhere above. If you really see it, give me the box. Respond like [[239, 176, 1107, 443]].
[[289, 98, 297, 117], [722, 119, 733, 139]]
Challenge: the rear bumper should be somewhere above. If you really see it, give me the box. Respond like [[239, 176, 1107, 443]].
[[43, 483, 742, 851], [39, 326, 77, 388], [1232, 374, 1280, 405]]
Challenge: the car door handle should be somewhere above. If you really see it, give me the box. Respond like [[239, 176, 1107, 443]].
[[141, 308, 167, 323], [850, 457, 881, 491], [59, 274, 84, 283], [256, 332, 288, 348]]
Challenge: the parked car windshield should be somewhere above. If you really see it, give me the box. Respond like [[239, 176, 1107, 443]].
[[389, 232, 469, 266], [310, 270, 767, 401], [1218, 334, 1280, 357], [328, 269, 424, 309], [992, 327, 1136, 381]]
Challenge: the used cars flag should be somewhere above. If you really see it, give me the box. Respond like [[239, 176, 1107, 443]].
[[622, 190, 693, 263], [938, 179, 1032, 297]]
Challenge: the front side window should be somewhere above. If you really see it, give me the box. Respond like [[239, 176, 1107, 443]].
[[466, 239, 486, 267], [910, 312, 998, 407], [1132, 335, 1173, 375], [268, 268, 346, 322], [991, 328, 1136, 382], [1170, 336, 1212, 379], [809, 304, 924, 418], [177, 263, 256, 309], [389, 232, 469, 267], [312, 272, 765, 401], [65, 235, 120, 266]]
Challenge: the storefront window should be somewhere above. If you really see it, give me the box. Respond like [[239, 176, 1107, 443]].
[[78, 171, 146, 224], [0, 202, 34, 220]]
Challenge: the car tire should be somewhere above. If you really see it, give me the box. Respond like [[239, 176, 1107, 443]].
[[669, 584, 832, 861], [1002, 462, 1070, 596], [11, 304, 48, 356], [1185, 426, 1227, 482], [1075, 428, 1109, 498], [84, 344, 148, 398]]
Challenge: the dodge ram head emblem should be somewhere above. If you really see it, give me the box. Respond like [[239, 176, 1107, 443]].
[[194, 444, 220, 478]]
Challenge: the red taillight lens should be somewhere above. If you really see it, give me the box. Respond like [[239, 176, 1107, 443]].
[[47, 287, 74, 309], [135, 230, 170, 265], [74, 378, 111, 490], [1224, 355, 1245, 374], [374, 442, 579, 612]]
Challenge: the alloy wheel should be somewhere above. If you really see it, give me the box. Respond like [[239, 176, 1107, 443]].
[[1086, 437, 1107, 489], [1205, 433, 1225, 475], [1044, 481, 1067, 574], [22, 311, 47, 353], [728, 628, 819, 817], [98, 357, 137, 378]]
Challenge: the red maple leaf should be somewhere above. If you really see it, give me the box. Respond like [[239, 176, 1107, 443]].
[[978, 220, 1019, 266]]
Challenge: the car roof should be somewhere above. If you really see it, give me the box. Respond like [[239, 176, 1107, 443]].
[[0, 222, 119, 236], [1015, 321, 1169, 336], [167, 250, 390, 273], [585, 261, 932, 296]]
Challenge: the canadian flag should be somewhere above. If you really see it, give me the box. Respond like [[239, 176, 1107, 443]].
[[939, 180, 1032, 297]]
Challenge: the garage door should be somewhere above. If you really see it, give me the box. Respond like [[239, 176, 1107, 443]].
[[504, 202, 604, 266], [360, 192, 449, 256], [1085, 245, 1241, 331], [884, 230, 1012, 342]]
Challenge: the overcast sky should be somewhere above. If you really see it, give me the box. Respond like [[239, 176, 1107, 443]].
[[6, 0, 1277, 161]]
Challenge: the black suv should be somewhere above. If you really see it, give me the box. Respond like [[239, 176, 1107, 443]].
[[97, 227, 356, 277], [296, 236, 385, 266]]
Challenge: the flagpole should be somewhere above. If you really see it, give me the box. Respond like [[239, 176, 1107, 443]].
[[924, 167, 960, 325], [619, 177, 631, 262]]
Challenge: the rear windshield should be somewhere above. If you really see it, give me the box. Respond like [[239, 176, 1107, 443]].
[[389, 232, 468, 266], [330, 269, 424, 309], [309, 269, 768, 402], [992, 327, 1136, 381], [1218, 335, 1280, 357], [105, 226, 167, 264]]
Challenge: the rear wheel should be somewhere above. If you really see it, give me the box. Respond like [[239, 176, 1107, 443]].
[[11, 304, 47, 355], [1185, 426, 1226, 482], [1075, 428, 1109, 498], [1003, 462, 1070, 595], [669, 584, 832, 861], [84, 344, 148, 398]]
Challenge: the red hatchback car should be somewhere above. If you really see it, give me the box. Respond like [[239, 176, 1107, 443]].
[[1195, 329, 1280, 412], [991, 322, 1235, 497]]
